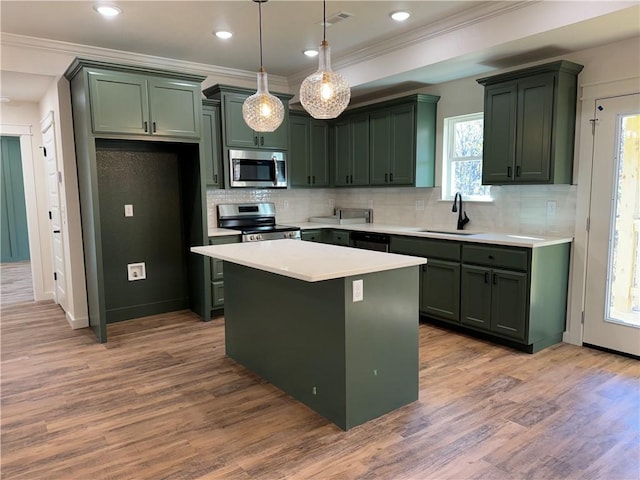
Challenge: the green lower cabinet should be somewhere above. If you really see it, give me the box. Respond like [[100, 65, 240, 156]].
[[330, 230, 351, 246], [420, 260, 460, 323], [461, 265, 527, 341], [208, 235, 241, 315], [301, 229, 326, 243]]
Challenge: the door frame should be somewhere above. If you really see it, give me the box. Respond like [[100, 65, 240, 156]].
[[565, 76, 640, 347], [0, 124, 49, 301]]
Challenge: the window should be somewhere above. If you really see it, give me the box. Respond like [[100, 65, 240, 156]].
[[442, 113, 491, 201]]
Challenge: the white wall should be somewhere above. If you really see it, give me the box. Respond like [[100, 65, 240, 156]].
[[39, 77, 89, 328]]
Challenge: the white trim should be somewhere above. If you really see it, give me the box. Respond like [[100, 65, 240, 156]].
[[1, 32, 291, 93], [66, 311, 88, 330]]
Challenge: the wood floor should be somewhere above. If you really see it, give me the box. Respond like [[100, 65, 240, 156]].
[[1, 298, 639, 479], [0, 262, 33, 306]]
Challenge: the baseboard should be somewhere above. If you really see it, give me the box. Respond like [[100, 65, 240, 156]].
[[66, 311, 89, 329], [105, 298, 190, 323]]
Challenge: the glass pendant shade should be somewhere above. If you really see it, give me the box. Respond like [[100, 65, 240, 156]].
[[300, 40, 351, 119], [242, 68, 284, 132]]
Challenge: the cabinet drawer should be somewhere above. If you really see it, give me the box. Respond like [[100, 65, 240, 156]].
[[390, 236, 460, 261], [301, 229, 324, 242], [211, 281, 225, 308], [211, 258, 224, 281], [462, 245, 528, 271], [332, 230, 350, 246]]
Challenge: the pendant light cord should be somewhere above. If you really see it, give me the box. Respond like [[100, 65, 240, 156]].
[[323, 0, 326, 42], [258, 1, 264, 68]]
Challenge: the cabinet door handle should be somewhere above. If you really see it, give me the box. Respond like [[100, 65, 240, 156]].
[[144, 121, 148, 132], [53, 229, 61, 234], [312, 175, 316, 184], [350, 175, 353, 184], [260, 136, 264, 146], [507, 166, 512, 178], [516, 165, 521, 177], [493, 273, 497, 285], [214, 174, 218, 183], [345, 174, 349, 184], [390, 173, 393, 182], [254, 136, 258, 146], [308, 175, 311, 185], [385, 173, 388, 182], [484, 272, 489, 283], [152, 121, 157, 133], [488, 255, 494, 260]]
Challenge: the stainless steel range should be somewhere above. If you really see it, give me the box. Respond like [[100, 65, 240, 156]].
[[217, 202, 301, 242]]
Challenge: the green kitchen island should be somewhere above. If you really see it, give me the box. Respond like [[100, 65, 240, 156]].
[[191, 239, 426, 430]]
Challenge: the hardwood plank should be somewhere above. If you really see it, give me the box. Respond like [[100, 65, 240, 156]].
[[1, 299, 638, 479]]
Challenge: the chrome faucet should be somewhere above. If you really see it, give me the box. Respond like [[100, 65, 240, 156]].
[[452, 192, 470, 230]]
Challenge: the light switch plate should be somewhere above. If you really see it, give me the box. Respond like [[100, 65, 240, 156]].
[[546, 200, 557, 218], [352, 279, 363, 302], [124, 204, 134, 217]]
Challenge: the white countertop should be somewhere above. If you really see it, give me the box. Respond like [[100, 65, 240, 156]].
[[208, 222, 572, 248], [292, 223, 573, 248], [191, 239, 426, 282]]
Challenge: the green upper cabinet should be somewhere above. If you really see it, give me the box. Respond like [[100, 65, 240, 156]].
[[477, 60, 584, 185], [289, 112, 329, 187], [370, 104, 416, 186], [203, 85, 292, 151], [333, 94, 439, 188], [87, 69, 201, 139], [202, 100, 222, 187], [333, 114, 370, 186]]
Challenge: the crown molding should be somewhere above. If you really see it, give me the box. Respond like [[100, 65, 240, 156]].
[[0, 33, 291, 92], [288, 1, 534, 86]]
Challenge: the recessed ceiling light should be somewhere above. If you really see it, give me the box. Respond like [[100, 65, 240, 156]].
[[94, 4, 122, 17], [303, 49, 319, 58], [215, 31, 233, 40], [390, 11, 411, 22]]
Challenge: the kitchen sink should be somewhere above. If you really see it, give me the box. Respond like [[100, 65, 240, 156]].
[[419, 229, 482, 236]]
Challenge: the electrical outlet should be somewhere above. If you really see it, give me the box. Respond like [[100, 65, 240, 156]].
[[283, 200, 289, 210], [124, 204, 134, 217], [368, 199, 374, 209], [352, 279, 363, 302], [547, 200, 557, 218]]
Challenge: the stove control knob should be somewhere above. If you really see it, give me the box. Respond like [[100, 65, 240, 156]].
[[249, 235, 256, 241], [257, 234, 263, 240]]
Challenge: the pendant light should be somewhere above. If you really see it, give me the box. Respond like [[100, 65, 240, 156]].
[[242, 0, 284, 132], [299, 0, 351, 119]]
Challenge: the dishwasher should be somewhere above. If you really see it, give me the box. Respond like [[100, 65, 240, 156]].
[[351, 231, 390, 252]]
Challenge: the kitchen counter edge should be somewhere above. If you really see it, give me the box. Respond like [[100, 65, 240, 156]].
[[208, 224, 572, 248]]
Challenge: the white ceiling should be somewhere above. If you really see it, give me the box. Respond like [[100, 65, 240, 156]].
[[0, 1, 639, 104]]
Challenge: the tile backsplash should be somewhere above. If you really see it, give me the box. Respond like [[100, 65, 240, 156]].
[[207, 184, 577, 237]]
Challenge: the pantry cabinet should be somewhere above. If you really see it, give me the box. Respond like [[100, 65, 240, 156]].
[[477, 60, 583, 185]]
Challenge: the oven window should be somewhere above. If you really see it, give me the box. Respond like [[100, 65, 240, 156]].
[[234, 159, 274, 181]]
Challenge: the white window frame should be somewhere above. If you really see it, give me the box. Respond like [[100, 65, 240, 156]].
[[442, 112, 492, 202]]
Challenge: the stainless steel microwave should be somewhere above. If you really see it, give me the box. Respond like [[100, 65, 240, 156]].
[[229, 149, 287, 188]]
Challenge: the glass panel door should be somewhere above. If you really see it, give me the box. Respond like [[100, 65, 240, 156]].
[[583, 93, 640, 356]]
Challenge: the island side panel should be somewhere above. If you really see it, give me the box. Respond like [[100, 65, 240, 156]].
[[223, 262, 348, 429], [344, 267, 420, 430]]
